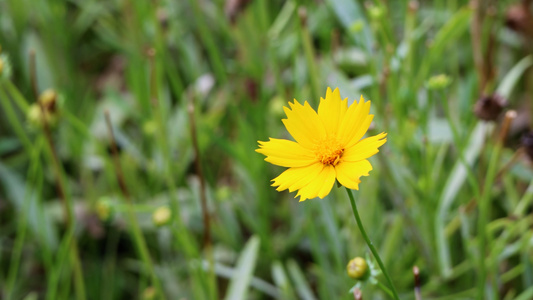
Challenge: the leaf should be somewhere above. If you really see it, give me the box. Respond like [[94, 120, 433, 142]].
[[496, 55, 533, 99], [0, 162, 58, 249], [271, 261, 297, 300], [286, 259, 317, 300], [416, 7, 472, 87], [324, 0, 373, 51], [223, 236, 261, 300], [435, 121, 489, 277]]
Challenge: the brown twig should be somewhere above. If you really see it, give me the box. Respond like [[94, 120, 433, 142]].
[[31, 50, 72, 225], [188, 92, 211, 248], [104, 111, 131, 200], [31, 50, 86, 300], [29, 50, 39, 101], [470, 0, 486, 92], [498, 110, 517, 145], [413, 266, 422, 300], [495, 148, 524, 183]]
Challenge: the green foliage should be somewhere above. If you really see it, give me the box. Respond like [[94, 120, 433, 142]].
[[1, 0, 533, 299]]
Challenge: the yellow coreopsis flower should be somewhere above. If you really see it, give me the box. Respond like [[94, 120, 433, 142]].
[[256, 87, 387, 201]]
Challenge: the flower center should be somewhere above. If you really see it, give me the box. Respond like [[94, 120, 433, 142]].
[[314, 137, 344, 166]]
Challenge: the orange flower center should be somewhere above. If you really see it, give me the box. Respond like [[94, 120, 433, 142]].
[[314, 137, 344, 166]]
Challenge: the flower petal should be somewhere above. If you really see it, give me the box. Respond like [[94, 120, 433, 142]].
[[295, 165, 336, 201], [256, 138, 316, 167], [318, 87, 348, 136], [282, 100, 326, 149], [335, 160, 373, 190], [272, 163, 324, 193], [338, 96, 374, 148], [342, 133, 387, 162]]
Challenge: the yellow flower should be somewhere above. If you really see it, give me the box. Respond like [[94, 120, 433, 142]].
[[256, 87, 386, 201]]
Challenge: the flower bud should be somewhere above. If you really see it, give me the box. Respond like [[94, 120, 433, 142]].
[[39, 89, 58, 113], [27, 103, 57, 128], [27, 104, 45, 127], [474, 94, 507, 122], [152, 206, 172, 227], [96, 198, 114, 221], [426, 74, 452, 90], [347, 257, 369, 279], [368, 6, 384, 20], [350, 20, 365, 33], [142, 287, 156, 300], [143, 120, 157, 136]]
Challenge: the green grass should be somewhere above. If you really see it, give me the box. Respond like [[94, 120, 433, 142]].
[[1, 0, 533, 299]]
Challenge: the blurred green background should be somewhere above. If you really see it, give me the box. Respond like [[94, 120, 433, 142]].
[[1, 0, 533, 299]]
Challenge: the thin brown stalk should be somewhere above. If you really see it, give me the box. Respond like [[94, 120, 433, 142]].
[[31, 50, 72, 225], [187, 92, 211, 248], [498, 110, 516, 145], [31, 50, 85, 300], [413, 266, 422, 300], [104, 111, 166, 299], [470, 0, 487, 92], [29, 51, 39, 101], [495, 148, 524, 182], [104, 111, 131, 200]]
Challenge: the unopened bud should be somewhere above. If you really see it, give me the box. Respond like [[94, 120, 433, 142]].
[[142, 286, 156, 300], [426, 74, 452, 90], [474, 94, 507, 121], [39, 89, 57, 112], [143, 120, 157, 136], [368, 5, 384, 20], [96, 198, 114, 221], [152, 206, 172, 227], [347, 257, 369, 279], [27, 104, 44, 127], [350, 20, 365, 33]]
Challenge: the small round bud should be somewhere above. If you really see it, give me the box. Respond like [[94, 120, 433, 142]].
[[143, 120, 157, 136], [39, 89, 57, 112], [26, 103, 57, 128], [96, 198, 114, 221], [152, 206, 172, 227], [350, 20, 365, 33], [474, 94, 507, 122], [368, 5, 384, 20], [426, 74, 452, 90], [268, 96, 286, 117], [142, 286, 156, 300], [27, 104, 44, 127], [347, 257, 369, 279]]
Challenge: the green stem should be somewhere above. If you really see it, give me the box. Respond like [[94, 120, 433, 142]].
[[476, 141, 502, 300], [376, 280, 394, 298], [297, 7, 321, 104], [345, 188, 400, 300]]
